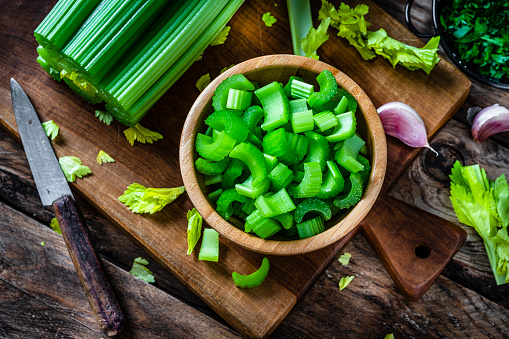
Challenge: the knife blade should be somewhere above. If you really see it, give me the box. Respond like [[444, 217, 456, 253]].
[[10, 78, 127, 336]]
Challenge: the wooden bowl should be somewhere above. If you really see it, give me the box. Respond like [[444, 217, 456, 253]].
[[180, 54, 387, 255]]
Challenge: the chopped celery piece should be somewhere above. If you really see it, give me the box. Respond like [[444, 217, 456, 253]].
[[229, 142, 267, 185], [334, 95, 349, 114], [241, 198, 257, 215], [273, 212, 294, 230], [264, 153, 279, 173], [254, 188, 296, 217], [333, 173, 363, 209], [294, 198, 332, 223], [289, 98, 309, 113], [290, 79, 314, 99], [196, 131, 236, 161], [226, 88, 253, 110], [208, 188, 224, 203], [303, 131, 330, 171], [232, 257, 269, 289], [317, 161, 345, 199], [187, 208, 203, 255], [263, 128, 308, 166], [268, 162, 294, 190], [235, 176, 271, 199], [313, 110, 338, 132], [307, 70, 337, 109], [242, 105, 264, 139], [288, 162, 323, 198], [204, 174, 222, 186], [325, 111, 357, 142], [335, 134, 366, 173], [199, 228, 219, 262], [222, 158, 245, 189], [291, 110, 314, 133], [205, 110, 250, 142], [283, 76, 303, 97], [216, 188, 248, 220], [337, 88, 358, 113], [255, 81, 290, 131], [213, 74, 255, 111], [296, 216, 325, 239], [357, 155, 371, 184], [246, 210, 281, 238], [195, 157, 231, 175]]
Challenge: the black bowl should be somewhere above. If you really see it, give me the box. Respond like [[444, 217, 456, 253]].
[[405, 0, 509, 90]]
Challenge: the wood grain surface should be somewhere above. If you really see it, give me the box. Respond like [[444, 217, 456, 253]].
[[1, 0, 509, 338]]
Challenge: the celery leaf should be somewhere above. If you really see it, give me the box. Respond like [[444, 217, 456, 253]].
[[210, 26, 231, 46], [301, 17, 330, 60], [42, 120, 59, 140], [494, 174, 509, 227], [187, 208, 203, 255], [338, 252, 351, 266], [50, 218, 62, 235], [40, 242, 45, 246], [338, 275, 354, 290], [493, 229, 509, 282], [196, 73, 211, 92], [262, 12, 277, 27], [123, 124, 163, 146], [96, 150, 115, 165], [129, 257, 155, 283], [384, 334, 395, 339], [95, 110, 113, 125], [118, 183, 185, 214], [58, 156, 92, 182]]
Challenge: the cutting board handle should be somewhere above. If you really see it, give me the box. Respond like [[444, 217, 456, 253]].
[[360, 192, 467, 301], [54, 195, 127, 336]]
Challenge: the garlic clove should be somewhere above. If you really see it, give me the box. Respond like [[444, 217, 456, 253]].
[[471, 104, 509, 143], [377, 102, 438, 156]]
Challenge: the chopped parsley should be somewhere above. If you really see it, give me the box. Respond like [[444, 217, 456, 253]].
[[262, 12, 277, 27]]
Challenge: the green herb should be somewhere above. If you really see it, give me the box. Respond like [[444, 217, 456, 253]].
[[118, 183, 185, 214], [42, 120, 59, 140], [34, 0, 245, 127], [58, 156, 92, 182], [318, 1, 440, 74], [187, 208, 203, 255], [449, 161, 509, 284], [196, 74, 211, 92], [441, 1, 509, 82], [123, 124, 163, 146], [262, 12, 277, 27], [96, 150, 115, 165], [210, 26, 231, 46], [50, 218, 62, 235], [301, 17, 330, 60], [338, 252, 351, 265], [95, 110, 113, 126], [384, 334, 395, 339], [40, 242, 45, 246], [129, 257, 155, 283], [338, 275, 354, 290], [232, 257, 270, 289]]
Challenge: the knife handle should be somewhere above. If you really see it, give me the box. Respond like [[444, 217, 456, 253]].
[[53, 194, 127, 336]]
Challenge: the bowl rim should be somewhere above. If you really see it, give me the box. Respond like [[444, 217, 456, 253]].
[[180, 54, 387, 255]]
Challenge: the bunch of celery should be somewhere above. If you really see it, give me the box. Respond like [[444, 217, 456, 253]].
[[450, 161, 509, 285], [34, 0, 244, 126]]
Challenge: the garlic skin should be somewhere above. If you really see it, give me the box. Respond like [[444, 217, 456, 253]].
[[471, 104, 509, 143], [377, 102, 438, 155]]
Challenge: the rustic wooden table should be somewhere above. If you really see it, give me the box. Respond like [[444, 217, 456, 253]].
[[1, 0, 508, 338]]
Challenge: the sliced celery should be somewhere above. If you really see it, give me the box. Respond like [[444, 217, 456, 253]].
[[229, 142, 267, 186], [289, 98, 309, 113], [254, 188, 296, 218], [195, 157, 231, 176], [334, 96, 349, 114], [226, 88, 253, 111], [307, 70, 338, 109], [273, 213, 294, 230], [317, 161, 345, 199], [196, 131, 236, 161], [222, 159, 245, 189], [288, 162, 323, 198], [313, 110, 338, 132], [232, 257, 270, 289], [205, 110, 250, 142], [290, 79, 314, 99], [245, 210, 281, 239], [268, 163, 294, 190], [294, 198, 332, 223], [333, 173, 363, 209], [325, 111, 357, 142], [216, 188, 248, 220], [208, 188, 224, 203], [296, 216, 325, 239], [335, 134, 366, 173], [302, 131, 330, 172], [204, 174, 222, 186], [235, 176, 271, 199], [255, 81, 290, 131], [199, 228, 219, 262], [291, 110, 314, 134]]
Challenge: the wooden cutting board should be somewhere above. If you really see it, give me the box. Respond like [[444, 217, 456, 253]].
[[0, 0, 470, 337]]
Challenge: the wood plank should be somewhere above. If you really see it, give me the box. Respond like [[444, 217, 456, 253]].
[[0, 201, 239, 338], [0, 0, 470, 336], [388, 119, 509, 307]]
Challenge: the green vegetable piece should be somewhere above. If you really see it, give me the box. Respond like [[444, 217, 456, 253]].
[[255, 81, 290, 131], [336, 89, 358, 114], [307, 70, 337, 109], [207, 188, 223, 203], [95, 110, 114, 125], [268, 162, 294, 190], [254, 188, 296, 218], [226, 88, 253, 111], [129, 257, 155, 283], [196, 73, 211, 92], [303, 131, 330, 171], [42, 120, 59, 140], [288, 162, 323, 198], [325, 111, 356, 142], [289, 98, 309, 113], [262, 12, 277, 27], [96, 150, 115, 165], [221, 158, 245, 189], [196, 131, 236, 162], [58, 156, 92, 182], [40, 241, 45, 246], [232, 257, 270, 289], [199, 228, 219, 262], [273, 212, 294, 230], [291, 110, 314, 133], [317, 161, 345, 199], [187, 208, 203, 255], [205, 110, 250, 142], [123, 124, 163, 146], [235, 176, 271, 199], [195, 157, 231, 176], [241, 198, 257, 215], [50, 218, 62, 235], [334, 95, 349, 115], [301, 17, 331, 60], [210, 26, 231, 46], [229, 142, 267, 186], [263, 128, 308, 166], [290, 79, 314, 99], [313, 110, 338, 132], [294, 198, 332, 223], [339, 275, 354, 290], [245, 210, 281, 238], [333, 173, 363, 209], [283, 76, 303, 97], [296, 216, 325, 239], [357, 155, 371, 184], [212, 74, 255, 111], [338, 252, 351, 266], [242, 105, 265, 139], [204, 174, 222, 186], [216, 188, 249, 220], [335, 134, 366, 173], [264, 153, 279, 173], [118, 183, 185, 214]]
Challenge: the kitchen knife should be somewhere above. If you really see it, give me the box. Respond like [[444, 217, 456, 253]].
[[10, 78, 127, 336]]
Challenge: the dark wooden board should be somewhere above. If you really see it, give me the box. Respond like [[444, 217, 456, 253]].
[[0, 0, 470, 337]]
